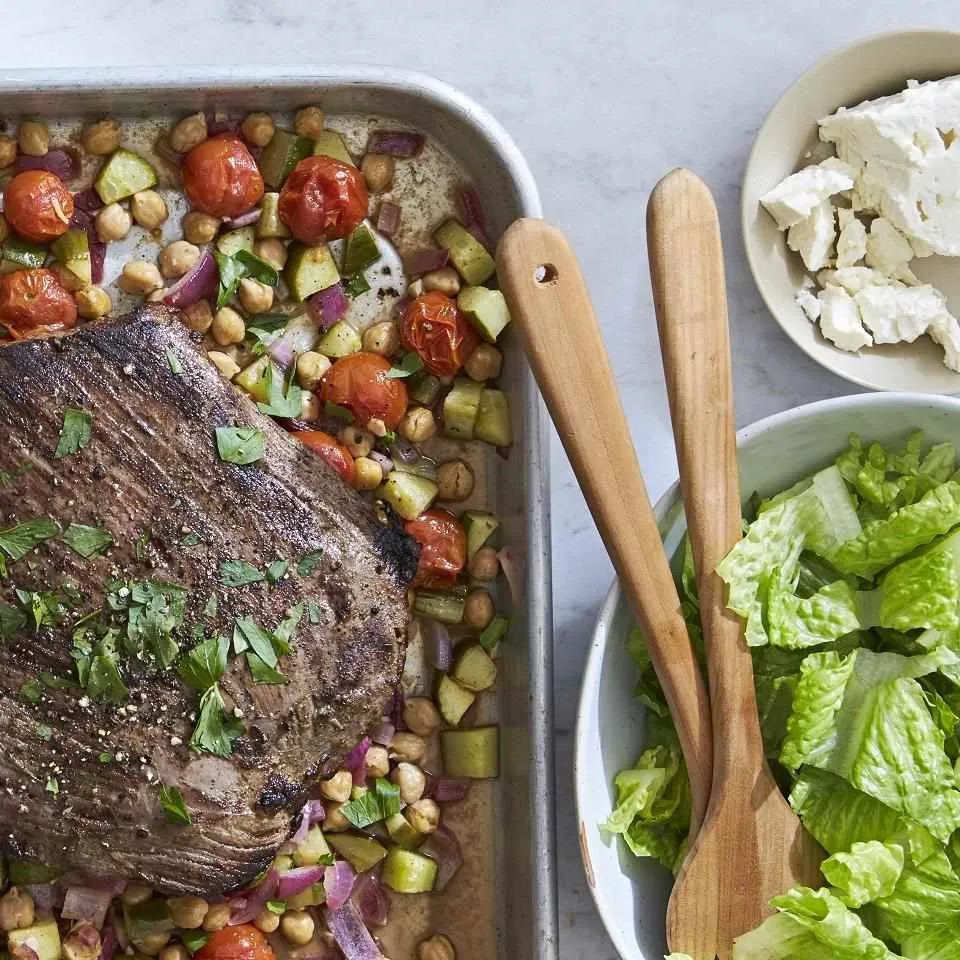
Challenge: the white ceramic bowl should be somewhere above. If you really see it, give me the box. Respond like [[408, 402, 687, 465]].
[[574, 392, 960, 959], [742, 30, 960, 394]]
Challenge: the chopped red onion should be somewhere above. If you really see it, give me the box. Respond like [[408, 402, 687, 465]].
[[388, 685, 405, 731], [223, 208, 262, 229], [62, 886, 114, 929], [420, 826, 463, 892], [163, 250, 218, 309], [268, 338, 295, 370], [110, 908, 129, 952], [69, 206, 93, 234], [390, 440, 420, 465], [369, 451, 393, 474], [456, 184, 487, 232], [292, 799, 327, 845], [229, 868, 278, 925], [345, 736, 372, 787], [207, 114, 238, 136], [89, 242, 106, 285], [428, 778, 471, 804], [74, 924, 101, 949], [369, 721, 395, 747], [98, 920, 117, 960], [323, 860, 356, 911], [366, 130, 425, 158], [352, 872, 389, 928], [428, 620, 453, 672], [23, 884, 60, 911], [403, 248, 448, 277], [375, 202, 400, 238], [276, 865, 325, 899], [73, 188, 103, 213], [16, 149, 80, 181], [15, 944, 39, 960], [497, 546, 524, 604], [324, 901, 385, 960], [308, 284, 349, 332]]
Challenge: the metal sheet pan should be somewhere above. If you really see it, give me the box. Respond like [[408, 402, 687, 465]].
[[0, 66, 556, 959]]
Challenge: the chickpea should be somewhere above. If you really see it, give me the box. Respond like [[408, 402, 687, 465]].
[[211, 306, 246, 346], [202, 903, 231, 933], [240, 113, 275, 148], [390, 731, 426, 765], [324, 801, 350, 832], [280, 910, 315, 946], [401, 406, 436, 444], [118, 261, 164, 296], [146, 288, 167, 303], [18, 120, 49, 157], [464, 343, 503, 383], [360, 153, 394, 194], [238, 277, 274, 314], [0, 137, 16, 169], [319, 769, 353, 803], [158, 946, 189, 960], [470, 546, 499, 581], [170, 113, 208, 154], [422, 267, 461, 297], [131, 190, 168, 230], [406, 798, 440, 835], [338, 424, 373, 458], [121, 884, 153, 906], [296, 351, 331, 391], [464, 589, 495, 630], [96, 203, 133, 242], [391, 762, 426, 805], [166, 896, 209, 930], [253, 238, 287, 270], [253, 910, 280, 934], [0, 213, 8, 244], [353, 457, 383, 491], [418, 934, 456, 960], [133, 934, 170, 957], [407, 278, 424, 298], [184, 299, 214, 333], [367, 417, 387, 438], [403, 697, 441, 736], [208, 351, 241, 380], [436, 459, 475, 502], [75, 285, 112, 320], [81, 119, 121, 155], [300, 391, 320, 421], [63, 924, 101, 960], [0, 887, 34, 932], [361, 320, 399, 357], [294, 106, 326, 139], [365, 744, 390, 779], [159, 240, 201, 279], [182, 211, 220, 245]]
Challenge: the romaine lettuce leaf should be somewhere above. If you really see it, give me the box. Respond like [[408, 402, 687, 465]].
[[821, 840, 904, 907], [768, 577, 861, 649]]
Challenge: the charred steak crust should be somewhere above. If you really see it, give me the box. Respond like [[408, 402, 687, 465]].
[[0, 307, 413, 895]]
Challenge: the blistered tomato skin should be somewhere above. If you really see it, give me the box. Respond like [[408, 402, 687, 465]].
[[320, 352, 408, 430], [406, 509, 467, 589], [399, 291, 480, 377], [294, 430, 358, 486], [195, 925, 276, 960], [0, 269, 77, 339], [4, 171, 75, 243], [278, 155, 369, 243], [181, 135, 265, 219]]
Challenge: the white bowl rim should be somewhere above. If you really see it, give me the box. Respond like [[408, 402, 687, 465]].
[[740, 28, 960, 394], [573, 390, 960, 959]]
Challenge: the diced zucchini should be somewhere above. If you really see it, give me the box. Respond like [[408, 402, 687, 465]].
[[293, 825, 332, 867], [259, 130, 313, 190], [8, 920, 61, 960], [313, 130, 354, 166], [325, 833, 388, 873], [216, 226, 256, 257], [285, 242, 340, 301], [442, 378, 483, 440], [475, 389, 512, 447], [286, 883, 326, 909], [434, 219, 495, 286], [341, 223, 381, 276], [479, 615, 509, 656], [233, 356, 277, 404], [381, 847, 437, 894], [2, 236, 47, 270], [256, 193, 290, 239], [6, 858, 60, 885], [385, 812, 424, 850], [274, 854, 294, 872], [409, 372, 442, 406], [94, 148, 158, 204], [452, 643, 497, 692], [122, 898, 174, 942], [316, 320, 361, 359], [458, 286, 511, 343], [52, 229, 92, 285], [377, 471, 438, 521], [440, 726, 499, 779], [462, 511, 499, 559], [437, 673, 476, 726], [414, 590, 465, 624]]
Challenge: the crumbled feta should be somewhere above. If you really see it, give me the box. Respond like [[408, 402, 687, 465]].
[[854, 283, 947, 344], [787, 198, 835, 271], [760, 158, 857, 230], [835, 209, 867, 267], [817, 285, 873, 352], [929, 312, 960, 371], [864, 217, 917, 283], [796, 288, 821, 322], [817, 266, 897, 296]]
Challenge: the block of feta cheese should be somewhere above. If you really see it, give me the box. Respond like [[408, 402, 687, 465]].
[[864, 217, 918, 283], [817, 285, 873, 352], [836, 209, 867, 267], [854, 283, 948, 344], [819, 76, 960, 255], [759, 157, 857, 230], [787, 199, 835, 271], [929, 313, 960, 371]]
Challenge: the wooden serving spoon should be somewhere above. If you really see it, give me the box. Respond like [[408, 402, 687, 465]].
[[496, 220, 713, 843], [648, 169, 821, 959]]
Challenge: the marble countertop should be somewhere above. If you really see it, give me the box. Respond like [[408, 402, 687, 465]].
[[6, 2, 956, 955]]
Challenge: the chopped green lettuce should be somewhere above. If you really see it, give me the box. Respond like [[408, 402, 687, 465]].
[[821, 841, 904, 907]]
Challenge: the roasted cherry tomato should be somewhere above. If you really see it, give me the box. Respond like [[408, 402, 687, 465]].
[[320, 352, 408, 430], [0, 269, 77, 339], [406, 509, 468, 589], [278, 155, 369, 243], [195, 925, 275, 960], [181, 135, 264, 219], [295, 430, 357, 486], [399, 291, 479, 377], [3, 170, 74, 244]]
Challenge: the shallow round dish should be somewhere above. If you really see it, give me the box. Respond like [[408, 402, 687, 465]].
[[574, 392, 960, 959], [742, 30, 960, 394]]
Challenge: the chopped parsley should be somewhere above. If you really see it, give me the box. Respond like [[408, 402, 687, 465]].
[[297, 550, 324, 577], [180, 531, 203, 547], [234, 616, 278, 668], [0, 463, 33, 488], [235, 249, 279, 287], [158, 783, 192, 826], [73, 632, 129, 704], [62, 523, 114, 559], [36, 723, 53, 741], [214, 250, 278, 310], [181, 931, 209, 954], [203, 594, 219, 619], [19, 679, 42, 704], [177, 635, 228, 691], [256, 363, 304, 419], [219, 559, 265, 588], [0, 602, 27, 640], [166, 348, 184, 375], [215, 426, 265, 465], [45, 776, 59, 796], [343, 273, 371, 298], [189, 684, 243, 758], [134, 530, 151, 562], [265, 900, 287, 915], [98, 752, 112, 764], [246, 315, 288, 356], [386, 351, 424, 379], [0, 517, 60, 563], [54, 408, 93, 459], [246, 653, 288, 685], [307, 600, 323, 625], [16, 588, 66, 632], [323, 401, 354, 423], [266, 560, 289, 583], [340, 777, 401, 829]]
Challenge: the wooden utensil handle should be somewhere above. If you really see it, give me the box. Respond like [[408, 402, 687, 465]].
[[647, 169, 765, 776], [496, 219, 712, 831]]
